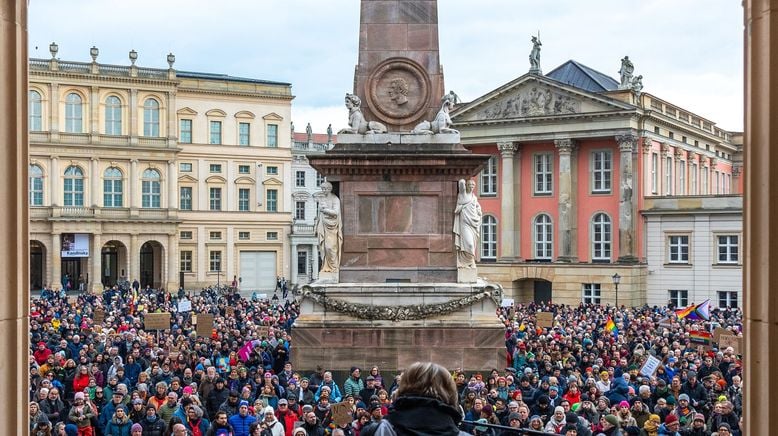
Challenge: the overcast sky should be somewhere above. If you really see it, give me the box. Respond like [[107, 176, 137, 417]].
[[29, 0, 744, 133]]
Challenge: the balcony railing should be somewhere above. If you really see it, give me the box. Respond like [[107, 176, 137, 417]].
[[292, 223, 315, 235]]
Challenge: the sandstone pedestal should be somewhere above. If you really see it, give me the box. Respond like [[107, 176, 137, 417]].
[[294, 133, 505, 373]]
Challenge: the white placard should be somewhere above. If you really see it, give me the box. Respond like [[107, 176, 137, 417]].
[[178, 299, 192, 312], [501, 298, 515, 308], [640, 355, 662, 377], [61, 233, 89, 257]]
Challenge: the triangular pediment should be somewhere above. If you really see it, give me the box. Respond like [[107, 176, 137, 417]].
[[262, 112, 283, 121], [262, 177, 283, 186], [178, 174, 198, 183], [452, 75, 635, 123], [177, 107, 198, 116]]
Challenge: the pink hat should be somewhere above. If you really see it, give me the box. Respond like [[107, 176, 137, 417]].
[[183, 386, 193, 394], [619, 400, 630, 408], [74, 392, 85, 401]]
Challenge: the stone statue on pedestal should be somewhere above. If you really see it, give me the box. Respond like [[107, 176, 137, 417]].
[[619, 56, 634, 89], [411, 93, 459, 134], [306, 122, 313, 142], [529, 35, 542, 74], [454, 178, 482, 273], [338, 93, 388, 134], [315, 181, 342, 274], [327, 123, 333, 143]]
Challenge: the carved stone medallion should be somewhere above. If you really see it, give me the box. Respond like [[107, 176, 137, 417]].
[[366, 57, 432, 126]]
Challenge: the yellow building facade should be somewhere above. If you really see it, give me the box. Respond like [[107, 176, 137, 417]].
[[28, 47, 293, 293]]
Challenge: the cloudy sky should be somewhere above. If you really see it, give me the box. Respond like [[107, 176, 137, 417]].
[[29, 0, 743, 133]]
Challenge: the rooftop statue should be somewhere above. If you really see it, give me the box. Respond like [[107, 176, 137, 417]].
[[529, 35, 542, 73]]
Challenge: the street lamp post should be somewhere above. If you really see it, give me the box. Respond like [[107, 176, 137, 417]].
[[612, 273, 621, 308]]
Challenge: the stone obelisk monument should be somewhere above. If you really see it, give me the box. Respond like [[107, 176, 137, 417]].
[[293, 0, 504, 373]]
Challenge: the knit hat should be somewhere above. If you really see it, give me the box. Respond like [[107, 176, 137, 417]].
[[481, 403, 493, 417], [565, 412, 578, 424], [693, 413, 705, 422], [554, 406, 565, 415], [239, 400, 249, 407], [74, 392, 85, 401], [530, 415, 542, 423], [132, 423, 143, 432], [183, 386, 193, 394], [474, 418, 489, 432], [664, 414, 679, 425], [678, 393, 690, 402], [604, 414, 619, 427], [508, 412, 521, 421], [718, 423, 732, 432], [648, 414, 661, 424], [619, 400, 630, 408]]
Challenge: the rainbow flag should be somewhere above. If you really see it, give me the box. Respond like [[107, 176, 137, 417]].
[[689, 330, 713, 345], [675, 300, 711, 321], [605, 317, 618, 336]]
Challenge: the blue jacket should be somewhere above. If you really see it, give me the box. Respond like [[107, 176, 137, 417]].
[[605, 377, 630, 405], [185, 417, 210, 435], [228, 413, 257, 436]]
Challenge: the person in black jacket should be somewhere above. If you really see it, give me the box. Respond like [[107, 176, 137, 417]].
[[206, 378, 229, 420], [140, 405, 166, 436]]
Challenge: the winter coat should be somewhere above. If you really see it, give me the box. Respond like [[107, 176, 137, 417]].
[[104, 415, 133, 436], [228, 413, 257, 436], [373, 396, 469, 436]]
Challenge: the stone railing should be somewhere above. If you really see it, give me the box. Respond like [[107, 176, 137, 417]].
[[59, 206, 94, 217], [138, 137, 167, 147], [60, 133, 90, 144], [292, 223, 315, 235]]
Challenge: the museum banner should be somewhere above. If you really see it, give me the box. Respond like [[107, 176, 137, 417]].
[[61, 233, 89, 257]]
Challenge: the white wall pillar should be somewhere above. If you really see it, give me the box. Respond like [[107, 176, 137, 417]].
[[497, 141, 519, 260]]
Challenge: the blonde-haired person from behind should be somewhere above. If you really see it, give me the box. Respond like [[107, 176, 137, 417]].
[[369, 362, 471, 436]]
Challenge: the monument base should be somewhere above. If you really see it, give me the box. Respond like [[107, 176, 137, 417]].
[[292, 280, 505, 373]]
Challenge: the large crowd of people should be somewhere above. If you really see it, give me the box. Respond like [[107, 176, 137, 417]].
[[29, 282, 743, 436]]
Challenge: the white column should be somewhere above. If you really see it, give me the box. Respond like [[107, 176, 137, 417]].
[[497, 141, 519, 260], [51, 233, 62, 290], [90, 233, 102, 292], [226, 160, 235, 211], [555, 139, 577, 262], [311, 243, 319, 280], [50, 82, 60, 141], [90, 157, 99, 207], [130, 159, 139, 210], [226, 225, 235, 283], [130, 234, 139, 282], [90, 85, 99, 138], [167, 233, 179, 292], [290, 243, 298, 285], [50, 156, 60, 206], [616, 134, 638, 263], [129, 89, 138, 144], [167, 160, 177, 211]]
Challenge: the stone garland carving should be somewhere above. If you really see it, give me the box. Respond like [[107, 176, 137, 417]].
[[301, 288, 501, 321], [337, 93, 387, 135], [477, 86, 579, 120], [411, 92, 459, 134]]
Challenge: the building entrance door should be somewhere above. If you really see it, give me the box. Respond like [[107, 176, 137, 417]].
[[533, 280, 552, 304], [61, 258, 83, 290]]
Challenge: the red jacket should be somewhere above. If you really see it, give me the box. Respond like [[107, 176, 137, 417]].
[[73, 373, 90, 394], [275, 409, 299, 436], [34, 348, 52, 365]]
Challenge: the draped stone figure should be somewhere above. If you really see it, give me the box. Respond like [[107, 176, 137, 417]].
[[315, 181, 343, 274], [453, 178, 482, 270]]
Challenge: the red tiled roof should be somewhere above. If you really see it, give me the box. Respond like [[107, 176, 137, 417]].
[[293, 132, 336, 143]]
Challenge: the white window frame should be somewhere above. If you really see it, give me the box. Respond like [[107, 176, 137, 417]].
[[239, 122, 251, 146], [141, 169, 161, 209], [690, 162, 698, 195], [238, 165, 250, 175], [209, 251, 222, 272], [210, 120, 222, 144], [180, 231, 193, 240], [316, 172, 325, 187], [179, 162, 192, 172], [677, 160, 686, 195], [717, 291, 738, 309], [295, 171, 306, 187], [717, 235, 739, 264], [702, 166, 709, 194], [103, 167, 123, 208], [665, 156, 673, 195], [533, 213, 553, 260], [266, 231, 278, 241], [479, 156, 498, 196], [266, 124, 278, 147], [591, 213, 611, 262], [209, 164, 222, 173], [209, 187, 222, 211], [295, 201, 306, 220], [180, 251, 192, 273], [668, 290, 688, 307], [667, 234, 690, 264], [651, 153, 658, 194], [480, 215, 497, 260], [179, 186, 192, 210], [143, 98, 160, 137], [591, 150, 612, 193], [29, 90, 43, 131], [65, 92, 83, 133], [63, 165, 84, 206], [266, 189, 278, 212], [582, 283, 601, 304], [238, 231, 250, 240], [238, 188, 250, 212], [534, 153, 553, 195], [29, 164, 44, 206], [105, 95, 122, 135], [209, 231, 222, 240], [179, 119, 192, 144]]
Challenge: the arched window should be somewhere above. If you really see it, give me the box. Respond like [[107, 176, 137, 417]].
[[29, 164, 44, 206], [63, 166, 84, 206], [592, 213, 612, 262], [103, 167, 123, 208], [141, 169, 161, 208], [65, 93, 83, 133], [105, 96, 122, 135], [29, 90, 42, 131], [481, 215, 497, 260], [143, 98, 160, 137], [534, 214, 553, 260]]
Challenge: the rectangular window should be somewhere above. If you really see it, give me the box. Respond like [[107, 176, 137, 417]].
[[238, 165, 250, 175], [479, 156, 498, 196], [702, 167, 709, 194], [238, 188, 250, 211], [209, 251, 222, 272], [714, 171, 720, 194], [179, 119, 192, 144], [266, 189, 278, 212], [668, 131, 674, 139], [669, 290, 689, 307], [316, 172, 325, 187], [179, 162, 192, 172], [239, 122, 250, 146], [691, 163, 698, 195], [180, 231, 193, 239], [266, 166, 278, 175], [210, 121, 222, 144], [179, 187, 192, 210], [238, 231, 250, 240], [654, 126, 660, 134], [296, 171, 306, 187], [717, 235, 739, 264], [297, 251, 308, 275], [267, 124, 278, 147], [668, 235, 690, 264], [665, 156, 673, 195], [480, 217, 497, 260], [295, 201, 306, 220], [266, 231, 278, 240], [582, 283, 601, 304], [592, 150, 612, 193], [718, 291, 738, 309], [180, 251, 192, 272], [209, 164, 222, 173], [651, 153, 658, 194], [534, 153, 553, 195], [678, 161, 686, 195], [209, 231, 222, 240], [209, 187, 222, 211], [103, 178, 123, 208]]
